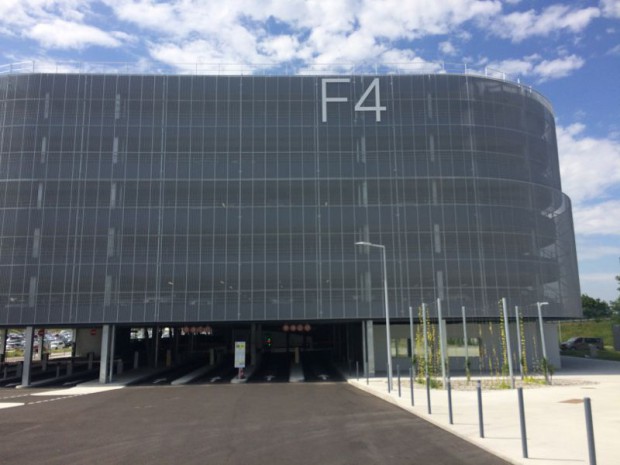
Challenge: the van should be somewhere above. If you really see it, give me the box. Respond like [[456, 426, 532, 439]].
[[560, 337, 604, 351]]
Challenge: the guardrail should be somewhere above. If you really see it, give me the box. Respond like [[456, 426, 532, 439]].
[[0, 60, 528, 84], [0, 59, 553, 113]]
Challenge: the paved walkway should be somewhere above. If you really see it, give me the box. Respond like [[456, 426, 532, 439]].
[[349, 356, 620, 465]]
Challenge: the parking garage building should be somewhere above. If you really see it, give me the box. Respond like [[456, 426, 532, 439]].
[[0, 71, 581, 385]]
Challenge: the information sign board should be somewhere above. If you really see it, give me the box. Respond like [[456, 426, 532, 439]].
[[234, 341, 246, 368]]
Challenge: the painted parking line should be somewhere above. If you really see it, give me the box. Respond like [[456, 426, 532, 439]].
[[26, 395, 82, 405], [0, 393, 32, 401], [31, 386, 124, 396], [0, 402, 25, 409], [0, 385, 125, 410]]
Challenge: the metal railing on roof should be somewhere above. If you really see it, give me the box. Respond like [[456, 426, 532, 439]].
[[0, 60, 552, 110], [0, 59, 516, 77]]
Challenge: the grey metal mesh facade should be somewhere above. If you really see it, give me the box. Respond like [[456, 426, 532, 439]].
[[0, 73, 581, 325]]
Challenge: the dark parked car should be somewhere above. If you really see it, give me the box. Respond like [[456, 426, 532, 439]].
[[560, 337, 604, 351]]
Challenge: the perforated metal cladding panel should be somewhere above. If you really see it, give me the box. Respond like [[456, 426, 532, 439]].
[[0, 73, 581, 325]]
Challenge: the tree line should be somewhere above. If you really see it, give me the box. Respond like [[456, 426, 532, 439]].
[[581, 275, 620, 319]]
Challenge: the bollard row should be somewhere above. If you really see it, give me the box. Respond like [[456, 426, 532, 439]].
[[379, 376, 597, 465]]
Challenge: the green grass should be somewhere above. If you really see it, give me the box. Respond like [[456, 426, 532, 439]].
[[558, 318, 620, 361], [557, 318, 619, 350]]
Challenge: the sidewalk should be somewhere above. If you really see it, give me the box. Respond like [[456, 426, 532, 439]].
[[349, 356, 620, 465]]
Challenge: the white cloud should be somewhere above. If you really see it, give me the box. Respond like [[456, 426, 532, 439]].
[[600, 0, 620, 18], [576, 242, 620, 261], [488, 5, 600, 42], [28, 19, 121, 49], [557, 124, 620, 236], [439, 41, 457, 56], [149, 41, 238, 69], [580, 272, 617, 283], [607, 43, 620, 55], [573, 200, 620, 236], [484, 53, 584, 82], [557, 124, 620, 205], [485, 55, 538, 76], [0, 1, 89, 28], [103, 0, 503, 70], [562, 123, 620, 296], [0, 0, 127, 49], [578, 272, 618, 301], [0, 0, 608, 78], [532, 54, 585, 81], [259, 35, 300, 62], [578, 272, 619, 302], [103, 0, 184, 36], [357, 0, 501, 40]]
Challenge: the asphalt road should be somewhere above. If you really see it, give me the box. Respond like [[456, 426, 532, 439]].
[[0, 383, 510, 465]]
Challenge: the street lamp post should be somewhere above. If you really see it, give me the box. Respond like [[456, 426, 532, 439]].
[[356, 241, 393, 393], [536, 301, 549, 383]]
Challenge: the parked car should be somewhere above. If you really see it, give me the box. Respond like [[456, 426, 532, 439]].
[[49, 339, 65, 350], [560, 337, 604, 351], [5, 339, 24, 350], [58, 330, 74, 347]]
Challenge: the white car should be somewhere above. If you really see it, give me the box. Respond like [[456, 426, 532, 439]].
[[49, 339, 65, 350]]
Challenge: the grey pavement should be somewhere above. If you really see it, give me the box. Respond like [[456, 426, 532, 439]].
[[350, 356, 620, 465], [0, 382, 510, 465]]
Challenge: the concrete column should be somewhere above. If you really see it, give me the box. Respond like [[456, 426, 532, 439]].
[[0, 327, 7, 363], [174, 327, 180, 363], [345, 324, 350, 366], [154, 326, 159, 367], [21, 326, 34, 387], [108, 325, 116, 382], [366, 320, 375, 375], [362, 321, 367, 376], [250, 323, 257, 366], [99, 325, 111, 384]]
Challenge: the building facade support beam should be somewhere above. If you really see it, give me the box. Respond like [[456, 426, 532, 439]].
[[99, 324, 111, 384], [21, 326, 34, 387]]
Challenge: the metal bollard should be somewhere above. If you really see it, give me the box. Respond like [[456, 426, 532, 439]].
[[477, 380, 484, 438], [366, 361, 369, 385], [398, 365, 401, 397], [409, 366, 414, 406], [584, 397, 597, 465], [426, 375, 432, 414], [518, 388, 528, 458], [56, 364, 61, 378], [356, 361, 359, 381], [447, 379, 453, 424]]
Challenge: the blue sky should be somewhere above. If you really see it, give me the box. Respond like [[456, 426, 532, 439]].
[[1, 0, 619, 302]]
